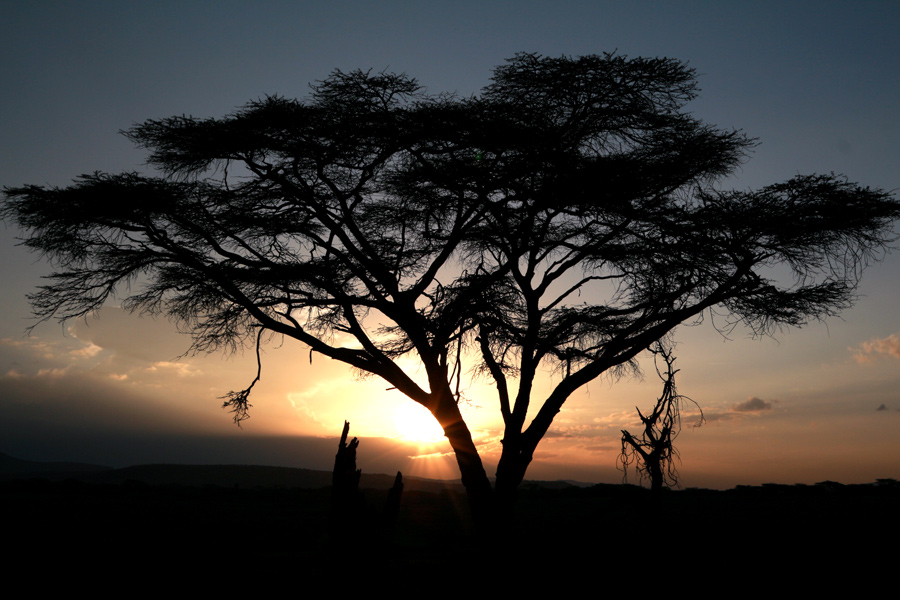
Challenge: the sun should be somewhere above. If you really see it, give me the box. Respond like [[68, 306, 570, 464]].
[[391, 402, 446, 444]]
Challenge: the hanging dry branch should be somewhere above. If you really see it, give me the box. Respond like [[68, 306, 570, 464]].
[[619, 342, 704, 491]]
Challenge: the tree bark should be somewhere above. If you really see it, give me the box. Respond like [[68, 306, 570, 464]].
[[430, 390, 495, 529], [649, 460, 663, 493], [494, 436, 532, 518]]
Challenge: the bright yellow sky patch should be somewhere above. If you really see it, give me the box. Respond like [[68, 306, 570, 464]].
[[391, 401, 446, 444]]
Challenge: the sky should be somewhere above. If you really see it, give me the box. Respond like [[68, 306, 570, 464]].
[[1, 1, 899, 488]]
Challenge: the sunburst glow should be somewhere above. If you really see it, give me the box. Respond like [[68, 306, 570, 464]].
[[392, 402, 446, 444]]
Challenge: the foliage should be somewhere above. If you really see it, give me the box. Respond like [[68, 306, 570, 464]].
[[4, 52, 899, 517]]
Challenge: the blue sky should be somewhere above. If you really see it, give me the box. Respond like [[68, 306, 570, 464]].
[[2, 1, 899, 487]]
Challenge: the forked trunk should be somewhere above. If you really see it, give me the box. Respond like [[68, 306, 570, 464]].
[[494, 437, 532, 519]]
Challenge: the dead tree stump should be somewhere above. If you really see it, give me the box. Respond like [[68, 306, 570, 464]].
[[383, 471, 404, 531], [331, 420, 363, 536]]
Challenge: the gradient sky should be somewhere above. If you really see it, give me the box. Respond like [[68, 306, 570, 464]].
[[2, 1, 899, 488]]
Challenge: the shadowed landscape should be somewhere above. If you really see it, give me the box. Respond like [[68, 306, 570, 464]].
[[4, 450, 896, 577]]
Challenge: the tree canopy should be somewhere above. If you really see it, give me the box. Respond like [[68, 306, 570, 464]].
[[4, 52, 898, 519]]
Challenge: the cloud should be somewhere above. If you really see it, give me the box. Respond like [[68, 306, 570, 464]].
[[409, 450, 455, 461], [733, 397, 774, 412], [68, 307, 194, 363], [36, 367, 73, 378], [701, 411, 736, 422], [852, 333, 900, 362], [287, 387, 326, 427], [545, 422, 619, 441], [145, 361, 200, 377], [701, 397, 776, 421], [2, 336, 65, 362], [70, 342, 103, 358]]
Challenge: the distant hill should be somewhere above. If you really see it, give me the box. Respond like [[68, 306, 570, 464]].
[[0, 451, 471, 492], [105, 464, 477, 493], [0, 451, 110, 478]]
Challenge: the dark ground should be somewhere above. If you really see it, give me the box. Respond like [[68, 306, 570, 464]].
[[2, 458, 896, 585]]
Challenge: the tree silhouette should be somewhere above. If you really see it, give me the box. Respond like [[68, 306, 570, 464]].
[[4, 53, 899, 524], [620, 343, 703, 492]]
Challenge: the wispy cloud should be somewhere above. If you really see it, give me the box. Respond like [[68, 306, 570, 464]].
[[852, 333, 900, 362], [2, 336, 61, 361], [70, 342, 103, 358], [145, 361, 200, 377], [409, 450, 455, 460], [287, 387, 327, 428], [36, 367, 72, 378]]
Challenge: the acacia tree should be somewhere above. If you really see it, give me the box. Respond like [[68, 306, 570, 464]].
[[619, 343, 703, 492], [4, 53, 899, 522]]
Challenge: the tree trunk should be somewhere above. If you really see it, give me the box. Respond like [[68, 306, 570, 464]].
[[648, 451, 664, 492], [494, 436, 532, 519], [431, 392, 495, 529]]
